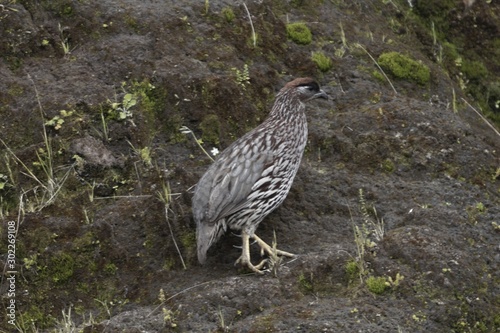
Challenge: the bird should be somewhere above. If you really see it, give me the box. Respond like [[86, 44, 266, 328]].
[[192, 77, 328, 274]]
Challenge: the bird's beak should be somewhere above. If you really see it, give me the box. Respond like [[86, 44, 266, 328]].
[[315, 89, 329, 100]]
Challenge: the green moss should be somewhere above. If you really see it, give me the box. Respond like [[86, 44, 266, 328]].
[[221, 7, 235, 23], [5, 56, 23, 70], [124, 14, 139, 31], [286, 22, 312, 45], [72, 231, 98, 251], [7, 84, 24, 97], [442, 42, 460, 66], [414, 0, 454, 16], [163, 257, 176, 271], [40, 0, 75, 17], [366, 275, 387, 294], [130, 79, 163, 115], [200, 114, 221, 145], [461, 59, 488, 81], [180, 230, 196, 249], [48, 252, 75, 284], [372, 70, 385, 82], [26, 227, 56, 254], [486, 81, 500, 114], [311, 51, 333, 72], [179, 230, 196, 262], [298, 272, 313, 293], [412, 0, 455, 40], [495, 314, 500, 327], [104, 263, 118, 275], [18, 305, 56, 330], [76, 282, 90, 293], [382, 159, 395, 173], [378, 51, 430, 85], [345, 259, 359, 281]]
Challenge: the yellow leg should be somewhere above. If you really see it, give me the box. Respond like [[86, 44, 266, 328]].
[[252, 233, 295, 258], [234, 231, 295, 274], [235, 231, 267, 274]]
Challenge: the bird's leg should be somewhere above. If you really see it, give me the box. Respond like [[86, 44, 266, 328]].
[[251, 233, 295, 258], [234, 231, 267, 274]]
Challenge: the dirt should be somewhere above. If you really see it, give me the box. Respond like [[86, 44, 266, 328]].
[[0, 0, 499, 332]]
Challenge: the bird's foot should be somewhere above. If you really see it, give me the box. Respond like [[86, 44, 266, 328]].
[[252, 234, 295, 258], [234, 231, 267, 274], [235, 254, 267, 275], [234, 231, 295, 274]]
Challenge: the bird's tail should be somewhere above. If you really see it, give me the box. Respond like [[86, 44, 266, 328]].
[[196, 219, 227, 264]]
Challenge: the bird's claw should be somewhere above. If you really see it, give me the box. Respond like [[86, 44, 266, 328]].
[[235, 255, 268, 275]]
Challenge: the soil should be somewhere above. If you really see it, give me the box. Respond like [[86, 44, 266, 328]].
[[0, 0, 499, 332]]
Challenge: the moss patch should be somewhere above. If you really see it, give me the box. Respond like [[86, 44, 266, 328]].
[[378, 51, 430, 85], [48, 252, 75, 284], [311, 51, 333, 72], [366, 276, 387, 294], [286, 22, 312, 45], [200, 114, 222, 145]]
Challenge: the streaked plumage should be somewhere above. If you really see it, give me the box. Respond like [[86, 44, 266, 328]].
[[193, 77, 328, 273]]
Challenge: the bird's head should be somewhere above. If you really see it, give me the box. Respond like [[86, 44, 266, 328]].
[[284, 77, 329, 102]]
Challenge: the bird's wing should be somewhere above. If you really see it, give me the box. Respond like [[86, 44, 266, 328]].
[[208, 151, 273, 221], [193, 133, 276, 226]]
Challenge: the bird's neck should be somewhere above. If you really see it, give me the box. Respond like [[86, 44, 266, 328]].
[[268, 93, 305, 121]]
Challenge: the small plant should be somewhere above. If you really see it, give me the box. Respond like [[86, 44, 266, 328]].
[[128, 141, 153, 167], [298, 272, 313, 293], [492, 222, 500, 231], [311, 51, 333, 72], [157, 181, 186, 270], [204, 0, 209, 15], [58, 23, 74, 56], [366, 275, 387, 294], [23, 254, 39, 270], [0, 173, 9, 191], [493, 167, 500, 180], [386, 272, 405, 288], [1, 75, 74, 213], [106, 81, 156, 126], [45, 109, 74, 130], [286, 22, 312, 45], [411, 311, 427, 323], [231, 63, 250, 90], [158, 288, 178, 328], [339, 22, 348, 49], [53, 306, 77, 333], [104, 263, 118, 275], [359, 189, 385, 242], [350, 223, 373, 282], [217, 307, 228, 332], [109, 91, 138, 122], [345, 259, 360, 282], [466, 201, 486, 224], [377, 51, 430, 85], [221, 7, 235, 22], [346, 189, 385, 284]]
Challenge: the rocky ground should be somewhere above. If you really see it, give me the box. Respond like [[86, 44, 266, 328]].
[[0, 0, 499, 332]]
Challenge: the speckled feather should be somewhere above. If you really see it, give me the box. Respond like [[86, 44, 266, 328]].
[[193, 78, 327, 264]]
